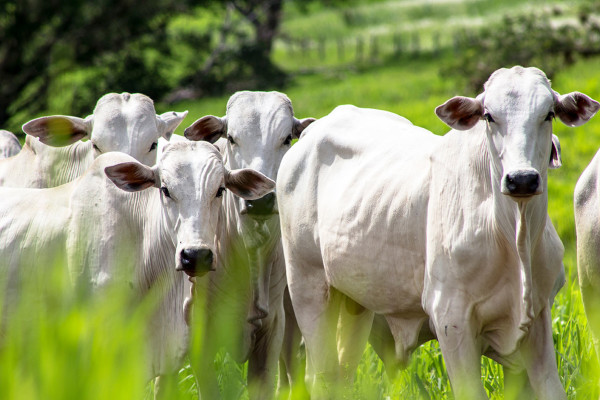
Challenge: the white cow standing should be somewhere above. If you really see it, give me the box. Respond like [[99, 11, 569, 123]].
[[183, 91, 314, 399], [0, 92, 186, 188], [278, 67, 598, 399], [575, 139, 600, 368], [0, 142, 275, 397], [0, 130, 21, 159]]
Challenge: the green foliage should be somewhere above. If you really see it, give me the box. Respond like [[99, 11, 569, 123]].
[[442, 6, 600, 94]]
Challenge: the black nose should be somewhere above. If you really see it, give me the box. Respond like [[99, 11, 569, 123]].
[[504, 171, 540, 196], [179, 248, 214, 277], [245, 192, 276, 216]]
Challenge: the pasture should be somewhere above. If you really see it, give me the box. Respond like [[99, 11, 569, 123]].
[[2, 1, 600, 399]]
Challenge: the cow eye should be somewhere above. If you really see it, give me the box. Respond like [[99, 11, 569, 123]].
[[484, 113, 495, 123], [150, 142, 158, 151], [92, 142, 101, 152], [545, 111, 555, 122], [283, 134, 293, 146], [216, 187, 226, 198], [227, 135, 236, 145], [160, 186, 171, 199]]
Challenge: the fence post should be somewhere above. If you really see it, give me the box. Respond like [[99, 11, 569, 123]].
[[337, 38, 345, 62], [393, 33, 402, 55], [370, 35, 379, 62], [432, 32, 440, 56], [356, 37, 364, 63], [412, 32, 420, 55], [318, 38, 326, 61]]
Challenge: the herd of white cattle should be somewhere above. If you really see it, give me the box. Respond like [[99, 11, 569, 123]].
[[1, 66, 600, 399]]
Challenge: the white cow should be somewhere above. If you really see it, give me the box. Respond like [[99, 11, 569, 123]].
[[0, 130, 21, 159], [0, 141, 275, 396], [278, 67, 598, 399], [0, 92, 186, 188], [183, 91, 314, 399], [575, 144, 600, 367]]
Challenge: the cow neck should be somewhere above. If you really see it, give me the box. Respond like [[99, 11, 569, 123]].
[[135, 188, 177, 292], [217, 149, 282, 353], [48, 140, 95, 187], [482, 125, 549, 346]]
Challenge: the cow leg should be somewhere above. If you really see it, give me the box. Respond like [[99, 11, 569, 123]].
[[154, 373, 177, 400], [432, 300, 488, 400], [277, 287, 308, 399], [519, 306, 566, 400], [288, 266, 344, 399], [503, 367, 534, 400], [368, 314, 402, 375], [247, 301, 285, 400], [581, 282, 600, 365], [337, 296, 374, 381]]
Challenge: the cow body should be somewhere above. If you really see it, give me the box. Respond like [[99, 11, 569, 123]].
[[184, 91, 314, 399], [0, 142, 274, 394], [575, 148, 600, 366], [278, 67, 597, 399], [0, 93, 186, 188], [0, 130, 21, 159]]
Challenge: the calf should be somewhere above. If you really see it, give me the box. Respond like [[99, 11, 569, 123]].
[[0, 141, 274, 396], [0, 92, 186, 188], [184, 91, 314, 399]]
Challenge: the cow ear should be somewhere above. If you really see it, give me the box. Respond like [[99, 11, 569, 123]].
[[549, 134, 562, 169], [292, 117, 316, 139], [105, 162, 158, 192], [22, 115, 93, 146], [157, 110, 188, 140], [225, 169, 275, 200], [184, 115, 227, 144], [555, 91, 600, 127], [435, 96, 483, 130]]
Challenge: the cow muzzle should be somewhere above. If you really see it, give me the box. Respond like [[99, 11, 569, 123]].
[[177, 247, 215, 277], [501, 169, 542, 198], [243, 192, 277, 219]]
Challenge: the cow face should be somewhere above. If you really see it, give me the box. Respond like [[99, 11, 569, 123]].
[[23, 92, 187, 167], [184, 91, 314, 219], [104, 142, 275, 277], [436, 66, 599, 200]]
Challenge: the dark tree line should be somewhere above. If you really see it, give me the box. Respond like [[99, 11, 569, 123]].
[[0, 0, 355, 131]]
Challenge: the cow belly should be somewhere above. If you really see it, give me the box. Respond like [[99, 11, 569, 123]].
[[322, 239, 424, 314]]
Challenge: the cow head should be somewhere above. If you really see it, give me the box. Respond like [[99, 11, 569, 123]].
[[184, 91, 315, 220], [436, 66, 599, 200], [23, 92, 187, 167], [104, 141, 275, 277]]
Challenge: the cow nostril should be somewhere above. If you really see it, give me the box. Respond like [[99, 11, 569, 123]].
[[180, 248, 214, 276], [504, 171, 540, 196]]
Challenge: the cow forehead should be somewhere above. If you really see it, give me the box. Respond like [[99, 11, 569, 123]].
[[160, 142, 224, 189], [226, 91, 294, 137], [92, 93, 159, 140], [484, 67, 554, 114]]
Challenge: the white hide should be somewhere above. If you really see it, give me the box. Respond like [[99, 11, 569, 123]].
[[0, 141, 274, 381], [184, 91, 314, 400], [0, 92, 187, 188], [278, 67, 598, 400], [0, 130, 21, 159], [575, 147, 600, 366]]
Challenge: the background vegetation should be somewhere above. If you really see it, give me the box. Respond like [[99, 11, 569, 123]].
[[3, 0, 600, 399]]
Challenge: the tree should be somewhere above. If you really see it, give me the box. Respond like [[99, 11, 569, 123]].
[[0, 0, 189, 130]]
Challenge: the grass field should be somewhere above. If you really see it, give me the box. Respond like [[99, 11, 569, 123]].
[[4, 0, 600, 399]]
